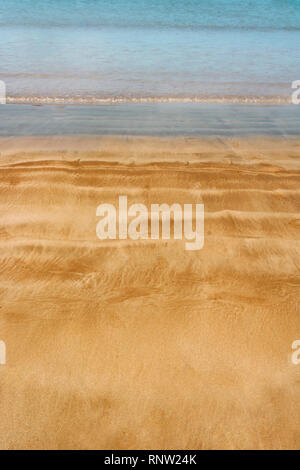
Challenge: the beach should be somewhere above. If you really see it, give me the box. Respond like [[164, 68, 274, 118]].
[[0, 135, 299, 449], [1, 0, 300, 452]]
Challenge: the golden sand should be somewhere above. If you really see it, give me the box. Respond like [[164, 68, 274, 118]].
[[0, 136, 299, 449]]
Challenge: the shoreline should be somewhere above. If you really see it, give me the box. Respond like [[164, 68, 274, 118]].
[[5, 96, 293, 106]]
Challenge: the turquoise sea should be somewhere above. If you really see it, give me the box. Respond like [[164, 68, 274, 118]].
[[0, 0, 300, 103]]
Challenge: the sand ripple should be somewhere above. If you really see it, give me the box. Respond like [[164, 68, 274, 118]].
[[0, 136, 299, 449]]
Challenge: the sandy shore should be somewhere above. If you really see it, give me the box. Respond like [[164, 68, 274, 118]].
[[0, 136, 299, 449]]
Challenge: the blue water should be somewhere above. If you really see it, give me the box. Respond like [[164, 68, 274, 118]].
[[0, 0, 299, 102]]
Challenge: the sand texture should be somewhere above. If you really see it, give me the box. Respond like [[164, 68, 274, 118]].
[[0, 136, 299, 449]]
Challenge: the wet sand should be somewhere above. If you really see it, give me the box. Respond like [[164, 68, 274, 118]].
[[0, 136, 299, 449], [1, 103, 300, 137]]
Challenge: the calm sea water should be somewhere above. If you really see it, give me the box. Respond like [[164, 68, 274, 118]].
[[0, 0, 300, 102]]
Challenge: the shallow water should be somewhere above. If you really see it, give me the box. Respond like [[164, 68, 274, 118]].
[[0, 0, 300, 102], [0, 103, 300, 136]]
